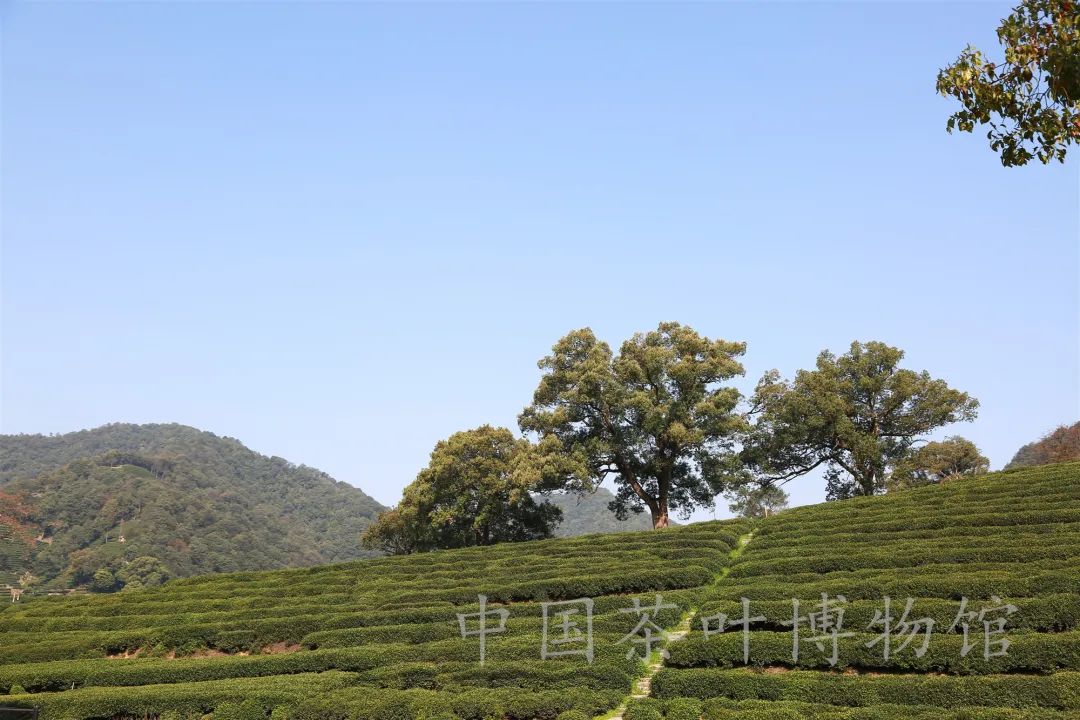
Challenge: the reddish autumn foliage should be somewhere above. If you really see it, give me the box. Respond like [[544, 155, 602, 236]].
[[1006, 421, 1080, 469], [0, 491, 37, 544]]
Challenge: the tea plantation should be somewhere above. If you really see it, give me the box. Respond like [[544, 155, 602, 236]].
[[1, 462, 1078, 720]]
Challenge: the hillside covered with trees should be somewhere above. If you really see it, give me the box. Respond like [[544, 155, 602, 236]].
[[0, 424, 387, 592], [1007, 421, 1080, 469]]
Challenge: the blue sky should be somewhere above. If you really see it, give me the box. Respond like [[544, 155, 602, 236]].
[[2, 2, 1077, 518]]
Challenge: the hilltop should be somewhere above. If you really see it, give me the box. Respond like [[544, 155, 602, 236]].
[[1007, 421, 1080, 469], [0, 461, 1076, 719], [0, 423, 387, 591]]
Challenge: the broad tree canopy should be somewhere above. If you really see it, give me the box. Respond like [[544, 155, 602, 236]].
[[519, 322, 747, 528], [888, 436, 990, 491], [744, 341, 979, 499], [362, 425, 560, 553]]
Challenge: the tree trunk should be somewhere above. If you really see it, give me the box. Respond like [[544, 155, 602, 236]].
[[651, 505, 670, 529], [859, 466, 883, 496]]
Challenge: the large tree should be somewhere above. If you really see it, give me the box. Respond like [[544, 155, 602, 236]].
[[888, 436, 990, 491], [937, 0, 1080, 166], [744, 341, 979, 500], [361, 425, 561, 554], [519, 322, 747, 529]]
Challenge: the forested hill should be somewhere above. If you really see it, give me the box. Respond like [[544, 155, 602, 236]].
[[0, 423, 387, 592], [0, 424, 660, 592], [1007, 421, 1080, 469]]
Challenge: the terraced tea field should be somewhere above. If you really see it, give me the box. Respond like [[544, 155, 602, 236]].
[[1, 462, 1078, 719]]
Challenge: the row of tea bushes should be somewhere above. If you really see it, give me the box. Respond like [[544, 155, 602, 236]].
[[650, 668, 1080, 710], [626, 696, 1080, 720], [4, 676, 624, 720], [726, 541, 1080, 577], [692, 594, 1080, 634], [754, 507, 1079, 541], [715, 567, 1080, 602], [649, 464, 1080, 718], [749, 521, 1080, 552], [665, 630, 1080, 674], [0, 585, 702, 637]]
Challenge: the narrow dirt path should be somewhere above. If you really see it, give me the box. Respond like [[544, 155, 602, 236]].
[[603, 527, 756, 720]]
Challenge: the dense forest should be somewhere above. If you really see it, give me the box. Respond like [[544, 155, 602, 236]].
[[0, 424, 386, 592]]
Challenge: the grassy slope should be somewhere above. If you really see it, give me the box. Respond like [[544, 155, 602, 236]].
[[0, 462, 1077, 720]]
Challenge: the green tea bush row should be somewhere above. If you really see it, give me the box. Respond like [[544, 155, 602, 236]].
[[758, 484, 1078, 529], [9, 554, 723, 622], [341, 559, 721, 600], [624, 697, 664, 719], [285, 686, 625, 720], [650, 668, 1080, 709], [0, 609, 663, 667], [360, 565, 715, 608], [349, 549, 729, 588], [750, 523, 1080, 551], [752, 499, 1062, 541], [301, 606, 684, 650], [696, 697, 1080, 720], [740, 532, 1080, 563], [692, 594, 1080, 634], [754, 508, 1080, 543], [716, 569, 1080, 602], [346, 658, 637, 694], [0, 630, 153, 665], [8, 593, 354, 620], [665, 630, 1080, 674], [751, 469, 1078, 530], [2, 671, 361, 720], [727, 543, 1080, 578], [717, 560, 1079, 593], [0, 644, 642, 696], [2, 588, 700, 635], [0, 648, 384, 694], [434, 658, 636, 692]]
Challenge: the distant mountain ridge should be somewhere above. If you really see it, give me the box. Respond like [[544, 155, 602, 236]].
[[546, 487, 657, 536], [0, 423, 386, 591]]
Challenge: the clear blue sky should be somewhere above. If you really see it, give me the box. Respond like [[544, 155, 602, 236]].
[[2, 2, 1077, 518]]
